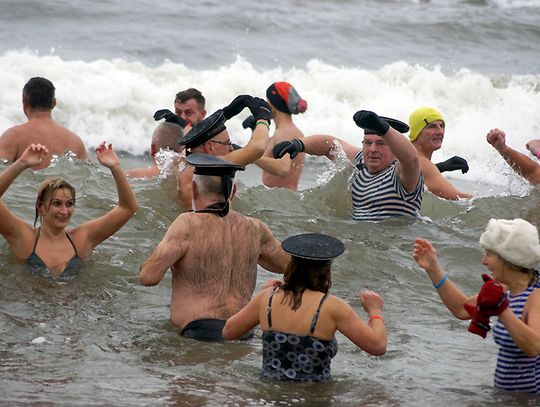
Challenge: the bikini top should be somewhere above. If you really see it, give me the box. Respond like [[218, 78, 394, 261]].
[[26, 228, 84, 278], [260, 287, 338, 381]]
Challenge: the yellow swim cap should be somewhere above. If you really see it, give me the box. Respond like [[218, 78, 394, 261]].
[[408, 107, 445, 142]]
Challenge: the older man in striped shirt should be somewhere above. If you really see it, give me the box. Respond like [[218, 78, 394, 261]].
[[273, 110, 423, 221]]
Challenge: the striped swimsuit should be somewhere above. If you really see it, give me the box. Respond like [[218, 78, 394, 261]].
[[351, 151, 423, 221], [492, 280, 540, 393]]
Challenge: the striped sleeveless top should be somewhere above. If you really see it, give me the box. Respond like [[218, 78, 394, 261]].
[[492, 279, 540, 394], [351, 151, 423, 221]]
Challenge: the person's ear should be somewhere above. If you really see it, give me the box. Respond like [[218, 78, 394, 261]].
[[151, 143, 157, 156], [192, 180, 199, 200], [51, 98, 57, 109], [230, 183, 237, 200]]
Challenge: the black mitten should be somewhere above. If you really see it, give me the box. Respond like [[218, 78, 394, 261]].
[[153, 109, 187, 128], [222, 95, 253, 120], [273, 139, 305, 159], [353, 110, 390, 135], [247, 97, 272, 123], [435, 156, 469, 174], [242, 115, 257, 131]]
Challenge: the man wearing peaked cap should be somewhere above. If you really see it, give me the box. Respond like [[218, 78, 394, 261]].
[[140, 153, 290, 342], [408, 106, 472, 200], [175, 95, 273, 211], [273, 110, 424, 221]]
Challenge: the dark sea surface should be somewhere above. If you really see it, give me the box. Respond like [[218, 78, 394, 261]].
[[1, 1, 540, 406]]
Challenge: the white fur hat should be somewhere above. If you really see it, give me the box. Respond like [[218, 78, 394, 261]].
[[479, 218, 540, 269]]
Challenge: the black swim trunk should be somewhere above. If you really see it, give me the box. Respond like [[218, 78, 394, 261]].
[[180, 318, 253, 342]]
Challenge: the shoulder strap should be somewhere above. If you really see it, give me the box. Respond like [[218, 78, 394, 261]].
[[309, 293, 329, 334], [266, 286, 278, 329], [65, 232, 79, 256], [31, 227, 41, 253]]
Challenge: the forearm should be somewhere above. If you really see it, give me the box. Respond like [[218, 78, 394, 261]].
[[497, 145, 540, 182], [302, 135, 342, 159], [256, 156, 291, 177], [110, 165, 139, 213], [498, 310, 540, 356], [425, 266, 470, 319], [0, 160, 27, 198], [385, 128, 419, 169]]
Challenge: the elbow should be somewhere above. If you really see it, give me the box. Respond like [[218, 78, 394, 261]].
[[139, 271, 159, 286], [369, 342, 387, 356], [222, 321, 239, 340]]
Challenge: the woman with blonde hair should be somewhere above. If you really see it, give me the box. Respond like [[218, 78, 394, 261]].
[[0, 143, 139, 278]]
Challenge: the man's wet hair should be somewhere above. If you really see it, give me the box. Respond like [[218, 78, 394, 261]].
[[23, 77, 56, 110], [175, 88, 205, 110]]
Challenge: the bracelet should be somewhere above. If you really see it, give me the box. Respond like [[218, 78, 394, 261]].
[[256, 120, 270, 130], [368, 315, 384, 324], [433, 274, 448, 289]]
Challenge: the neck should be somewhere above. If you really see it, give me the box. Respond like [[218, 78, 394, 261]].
[[26, 109, 53, 121], [39, 224, 67, 239], [273, 112, 294, 127], [505, 267, 534, 295], [413, 142, 433, 160]]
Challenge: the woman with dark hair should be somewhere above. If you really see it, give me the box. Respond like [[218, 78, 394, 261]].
[[0, 143, 139, 278], [223, 233, 387, 382], [413, 218, 540, 394]]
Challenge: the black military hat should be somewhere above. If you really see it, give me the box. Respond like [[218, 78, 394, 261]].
[[282, 233, 345, 261], [364, 116, 410, 135], [179, 110, 226, 149], [186, 153, 245, 217], [186, 153, 245, 176]]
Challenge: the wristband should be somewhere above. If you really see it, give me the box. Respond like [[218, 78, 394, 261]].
[[433, 274, 448, 289], [256, 120, 270, 130], [368, 315, 384, 324]]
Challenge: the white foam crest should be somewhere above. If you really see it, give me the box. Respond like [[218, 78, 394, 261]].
[[488, 0, 540, 8], [1, 51, 539, 189]]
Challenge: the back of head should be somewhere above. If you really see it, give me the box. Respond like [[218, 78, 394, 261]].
[[175, 88, 205, 110], [408, 106, 444, 142], [266, 82, 308, 115], [152, 122, 184, 153], [192, 173, 225, 199], [23, 77, 56, 110], [479, 218, 540, 270]]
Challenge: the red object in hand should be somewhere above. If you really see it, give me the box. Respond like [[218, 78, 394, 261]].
[[464, 274, 509, 338], [477, 274, 509, 316]]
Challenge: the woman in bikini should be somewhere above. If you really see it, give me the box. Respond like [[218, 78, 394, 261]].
[[0, 142, 139, 278]]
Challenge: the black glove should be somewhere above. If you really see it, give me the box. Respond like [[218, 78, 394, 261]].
[[231, 143, 242, 151], [222, 95, 253, 120], [435, 156, 469, 174], [246, 97, 272, 123], [153, 109, 187, 128], [242, 115, 257, 131], [353, 110, 389, 135], [273, 138, 305, 159]]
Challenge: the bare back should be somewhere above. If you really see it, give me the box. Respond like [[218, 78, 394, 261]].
[[0, 116, 88, 169], [168, 211, 285, 328]]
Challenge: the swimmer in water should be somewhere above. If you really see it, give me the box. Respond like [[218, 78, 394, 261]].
[[0, 143, 139, 278]]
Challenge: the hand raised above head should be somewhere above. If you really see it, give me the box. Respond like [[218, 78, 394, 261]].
[[19, 143, 49, 168], [353, 110, 389, 135], [95, 142, 120, 169], [360, 290, 384, 313], [222, 95, 253, 120], [486, 128, 506, 151], [246, 97, 272, 123]]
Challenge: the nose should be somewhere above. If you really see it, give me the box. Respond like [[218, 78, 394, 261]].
[[481, 255, 488, 265]]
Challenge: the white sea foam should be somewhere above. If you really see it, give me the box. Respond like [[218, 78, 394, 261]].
[[1, 51, 539, 188]]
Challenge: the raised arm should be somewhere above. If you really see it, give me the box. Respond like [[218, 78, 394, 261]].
[[413, 238, 476, 319], [487, 128, 540, 185], [422, 158, 472, 200], [75, 142, 139, 254], [273, 134, 360, 163], [224, 97, 271, 166], [139, 217, 188, 286], [332, 292, 387, 356], [0, 144, 48, 250]]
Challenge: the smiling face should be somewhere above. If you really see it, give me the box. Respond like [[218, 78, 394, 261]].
[[482, 249, 506, 283], [39, 188, 75, 228], [415, 120, 445, 153], [361, 134, 396, 173]]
